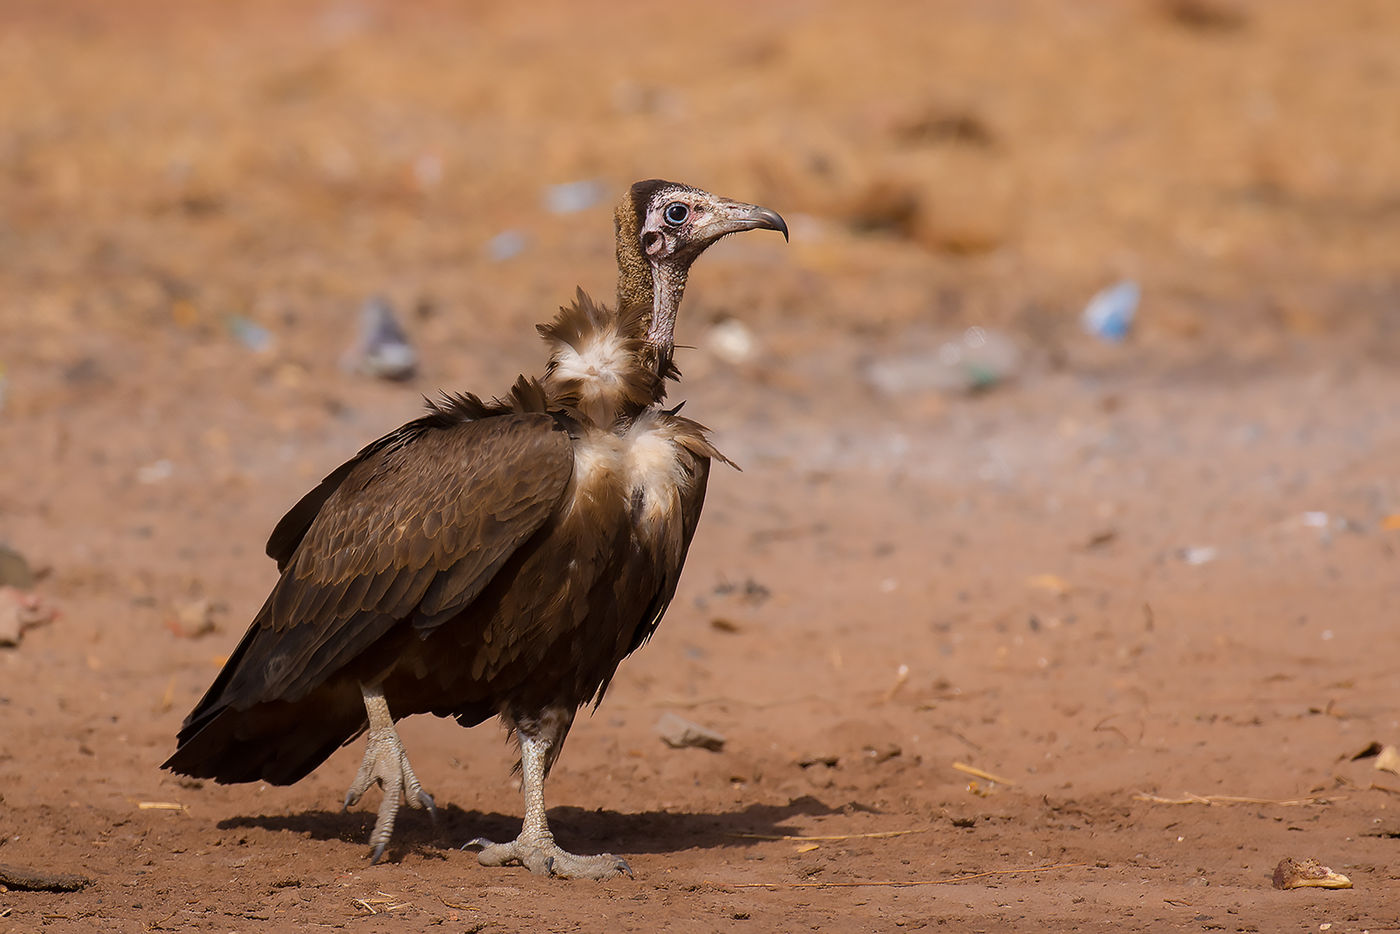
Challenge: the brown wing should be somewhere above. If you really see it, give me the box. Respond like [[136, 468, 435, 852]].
[[264, 390, 499, 572], [175, 410, 573, 729]]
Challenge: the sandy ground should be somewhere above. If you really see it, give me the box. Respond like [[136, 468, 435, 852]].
[[2, 0, 1400, 930]]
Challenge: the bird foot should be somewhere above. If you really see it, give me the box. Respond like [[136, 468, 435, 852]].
[[343, 723, 436, 864], [464, 834, 632, 880]]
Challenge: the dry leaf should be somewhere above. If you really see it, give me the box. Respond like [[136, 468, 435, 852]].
[[1350, 741, 1383, 760], [794, 843, 820, 853], [1374, 745, 1400, 777], [1272, 857, 1352, 890], [156, 677, 176, 714]]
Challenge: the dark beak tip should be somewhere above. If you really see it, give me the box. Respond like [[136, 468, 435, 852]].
[[756, 207, 789, 243]]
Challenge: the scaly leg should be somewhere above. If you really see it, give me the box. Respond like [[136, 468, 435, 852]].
[[343, 683, 436, 864], [465, 710, 631, 880]]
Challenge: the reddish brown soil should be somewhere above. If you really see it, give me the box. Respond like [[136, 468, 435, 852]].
[[3, 1, 1399, 930]]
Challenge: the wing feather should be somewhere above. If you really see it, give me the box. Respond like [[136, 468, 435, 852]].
[[179, 411, 573, 724]]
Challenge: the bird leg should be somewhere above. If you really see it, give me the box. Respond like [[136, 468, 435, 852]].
[[343, 683, 436, 864], [465, 711, 632, 880]]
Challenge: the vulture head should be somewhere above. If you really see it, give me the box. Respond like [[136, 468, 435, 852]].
[[615, 180, 787, 373]]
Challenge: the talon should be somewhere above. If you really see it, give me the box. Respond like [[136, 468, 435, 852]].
[[544, 855, 557, 876], [343, 686, 434, 864], [463, 837, 491, 851]]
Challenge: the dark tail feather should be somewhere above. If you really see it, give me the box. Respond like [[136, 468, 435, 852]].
[[163, 687, 365, 786]]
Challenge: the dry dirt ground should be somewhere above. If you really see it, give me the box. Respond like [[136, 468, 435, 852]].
[[3, 0, 1400, 931]]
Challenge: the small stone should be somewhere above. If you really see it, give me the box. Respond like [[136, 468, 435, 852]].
[[486, 230, 529, 262], [863, 742, 902, 764], [797, 753, 839, 768], [655, 713, 725, 751], [706, 318, 757, 364], [1179, 545, 1218, 566], [167, 599, 222, 639], [0, 546, 34, 589], [0, 587, 57, 648], [226, 315, 274, 353], [347, 297, 418, 381]]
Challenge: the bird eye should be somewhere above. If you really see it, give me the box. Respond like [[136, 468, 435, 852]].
[[663, 202, 689, 225]]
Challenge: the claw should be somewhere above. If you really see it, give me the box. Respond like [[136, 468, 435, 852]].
[[344, 687, 435, 864], [464, 834, 632, 879]]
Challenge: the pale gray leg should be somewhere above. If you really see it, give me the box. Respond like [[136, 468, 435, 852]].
[[465, 712, 631, 880], [343, 683, 436, 864]]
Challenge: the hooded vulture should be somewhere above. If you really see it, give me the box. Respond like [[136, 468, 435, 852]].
[[163, 180, 788, 879]]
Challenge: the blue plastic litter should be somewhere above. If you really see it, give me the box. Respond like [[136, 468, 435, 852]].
[[226, 315, 274, 353], [1081, 280, 1140, 342]]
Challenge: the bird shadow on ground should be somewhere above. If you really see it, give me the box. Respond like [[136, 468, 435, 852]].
[[219, 795, 841, 863]]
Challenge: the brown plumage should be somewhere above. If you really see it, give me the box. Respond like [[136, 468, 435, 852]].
[[163, 180, 786, 878]]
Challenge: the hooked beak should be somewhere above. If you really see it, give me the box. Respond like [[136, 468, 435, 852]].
[[703, 199, 790, 244]]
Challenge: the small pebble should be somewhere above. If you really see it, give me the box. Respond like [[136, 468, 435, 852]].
[[655, 712, 725, 751]]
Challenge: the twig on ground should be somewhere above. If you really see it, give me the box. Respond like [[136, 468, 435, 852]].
[[952, 761, 1017, 786], [720, 861, 1090, 889], [1132, 792, 1336, 807], [352, 892, 410, 913], [878, 664, 910, 704], [729, 830, 925, 842]]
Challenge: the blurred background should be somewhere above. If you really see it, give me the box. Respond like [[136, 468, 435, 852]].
[[5, 0, 1396, 375], [2, 0, 1399, 928]]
